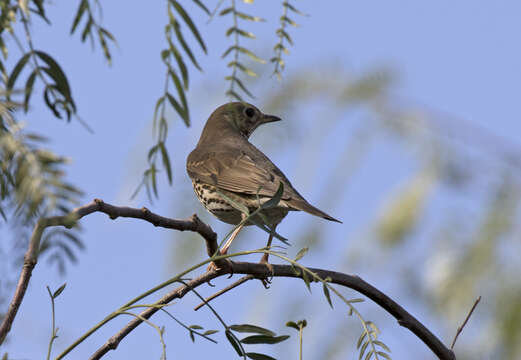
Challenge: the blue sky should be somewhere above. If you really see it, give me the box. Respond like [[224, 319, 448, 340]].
[[3, 1, 521, 359]]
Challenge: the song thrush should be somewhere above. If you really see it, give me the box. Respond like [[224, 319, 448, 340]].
[[186, 102, 341, 261]]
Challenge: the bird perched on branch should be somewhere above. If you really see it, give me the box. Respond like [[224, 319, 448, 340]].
[[186, 102, 341, 265]]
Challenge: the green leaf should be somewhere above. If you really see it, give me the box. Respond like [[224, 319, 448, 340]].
[[192, 0, 211, 15], [364, 349, 375, 360], [0, 36, 8, 58], [147, 144, 159, 162], [358, 340, 369, 360], [235, 11, 265, 22], [226, 27, 256, 39], [203, 329, 219, 335], [153, 96, 165, 126], [240, 335, 289, 345], [294, 247, 308, 261], [169, 69, 190, 124], [169, 42, 189, 89], [246, 353, 277, 360], [189, 325, 203, 330], [221, 45, 235, 59], [53, 283, 67, 298], [219, 7, 234, 16], [237, 46, 266, 64], [348, 298, 365, 304], [189, 330, 195, 342], [225, 329, 244, 356], [376, 351, 392, 360], [225, 76, 254, 98], [226, 89, 244, 102], [357, 331, 368, 349], [81, 18, 93, 42], [262, 181, 284, 209], [365, 321, 379, 336], [35, 51, 74, 104], [284, 2, 307, 16], [166, 92, 189, 126], [273, 43, 289, 55], [169, 0, 207, 53], [98, 28, 112, 64], [276, 28, 293, 45], [285, 321, 299, 330], [71, 0, 88, 34], [229, 324, 276, 337], [43, 86, 61, 118], [280, 15, 298, 27], [158, 142, 173, 184], [373, 340, 391, 353], [322, 283, 333, 309], [170, 20, 202, 71], [23, 70, 37, 112], [227, 61, 257, 77], [301, 269, 311, 292], [7, 53, 31, 92]]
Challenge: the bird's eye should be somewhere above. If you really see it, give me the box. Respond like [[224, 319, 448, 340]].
[[244, 107, 255, 118]]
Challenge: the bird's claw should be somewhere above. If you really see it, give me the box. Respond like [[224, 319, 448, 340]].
[[207, 258, 234, 273], [259, 258, 274, 289]]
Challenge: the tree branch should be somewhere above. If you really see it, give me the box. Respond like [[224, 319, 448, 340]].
[[89, 262, 456, 360], [1, 199, 458, 360], [0, 199, 218, 345]]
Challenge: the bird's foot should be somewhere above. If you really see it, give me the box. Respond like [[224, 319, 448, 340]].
[[259, 254, 274, 289], [207, 256, 234, 275]]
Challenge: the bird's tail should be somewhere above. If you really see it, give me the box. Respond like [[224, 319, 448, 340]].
[[289, 199, 342, 223]]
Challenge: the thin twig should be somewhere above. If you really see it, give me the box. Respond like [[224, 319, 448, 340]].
[[194, 274, 254, 311], [0, 199, 218, 345], [450, 296, 481, 350]]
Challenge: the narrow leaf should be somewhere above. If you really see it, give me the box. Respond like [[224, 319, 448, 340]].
[[294, 247, 308, 261], [225, 329, 244, 356], [241, 335, 289, 345], [53, 283, 67, 298], [172, 20, 202, 70], [7, 53, 31, 92], [170, 0, 207, 53], [192, 0, 211, 15], [159, 142, 173, 183], [70, 0, 88, 34], [376, 351, 392, 360], [235, 11, 265, 22], [322, 283, 333, 308], [230, 324, 276, 337], [262, 181, 284, 209], [23, 70, 37, 112], [285, 321, 299, 330], [203, 329, 219, 335], [246, 353, 277, 360]]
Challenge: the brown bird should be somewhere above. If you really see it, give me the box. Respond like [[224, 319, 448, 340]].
[[186, 102, 341, 262]]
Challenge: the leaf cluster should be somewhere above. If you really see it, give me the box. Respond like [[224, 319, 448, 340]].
[[226, 323, 290, 360], [135, 0, 209, 200]]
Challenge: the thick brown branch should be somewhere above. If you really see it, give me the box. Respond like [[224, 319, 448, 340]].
[[90, 262, 456, 360], [0, 199, 218, 345]]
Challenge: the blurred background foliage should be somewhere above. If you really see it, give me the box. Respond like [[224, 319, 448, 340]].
[[0, 1, 520, 359]]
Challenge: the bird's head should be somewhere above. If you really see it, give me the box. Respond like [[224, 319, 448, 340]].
[[203, 102, 281, 141]]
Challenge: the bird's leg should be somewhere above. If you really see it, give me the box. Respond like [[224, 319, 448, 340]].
[[220, 212, 248, 254], [259, 225, 276, 287], [207, 213, 247, 273], [260, 225, 275, 264]]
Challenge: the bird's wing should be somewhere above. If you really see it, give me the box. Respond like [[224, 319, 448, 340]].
[[187, 150, 291, 199], [187, 148, 342, 223]]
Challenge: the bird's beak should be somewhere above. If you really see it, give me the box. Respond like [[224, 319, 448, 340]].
[[261, 114, 282, 124]]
